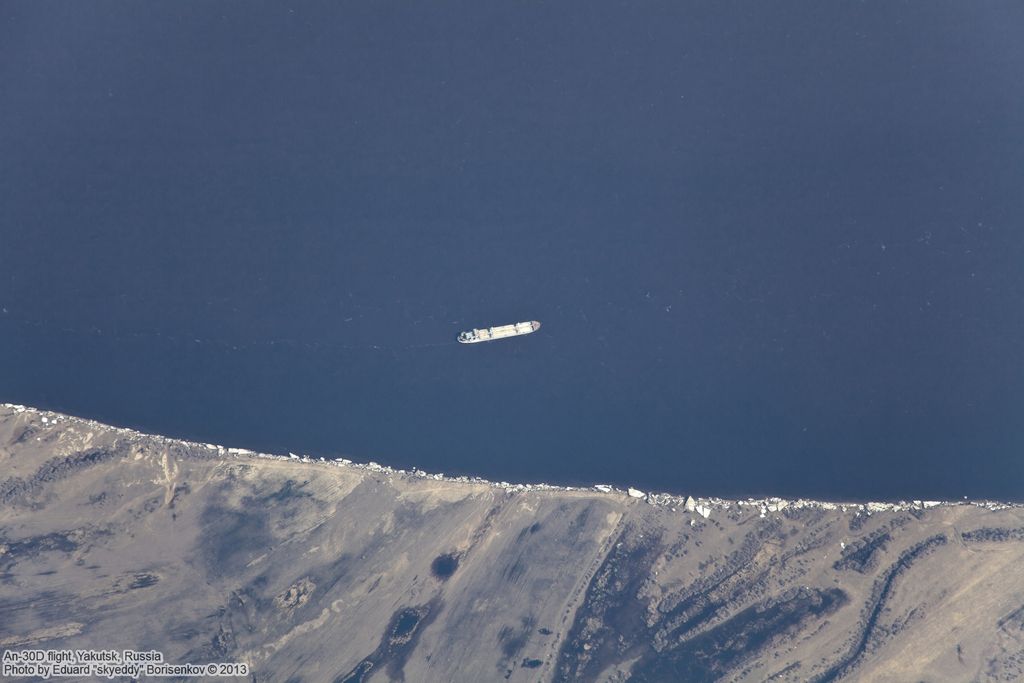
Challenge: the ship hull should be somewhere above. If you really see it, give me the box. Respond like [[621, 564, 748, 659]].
[[458, 320, 541, 344]]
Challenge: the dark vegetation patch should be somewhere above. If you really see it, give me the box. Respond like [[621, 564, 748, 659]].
[[628, 588, 849, 682], [658, 593, 723, 643], [169, 483, 191, 510], [193, 598, 253, 663], [504, 508, 581, 584], [274, 578, 315, 610], [196, 477, 329, 580], [336, 661, 373, 683], [199, 503, 272, 576], [499, 617, 538, 680], [848, 512, 870, 532], [11, 425, 37, 445], [193, 543, 355, 663], [498, 616, 535, 661], [430, 553, 459, 580], [766, 662, 802, 680], [515, 521, 544, 543], [0, 530, 80, 577], [316, 551, 360, 597], [177, 443, 220, 462], [3, 530, 78, 555], [178, 578, 275, 663], [260, 479, 313, 504], [501, 555, 527, 584], [209, 623, 236, 660], [833, 531, 891, 573], [0, 590, 68, 625], [962, 527, 1024, 543], [998, 604, 1024, 631], [566, 507, 593, 544], [0, 447, 119, 506], [554, 526, 663, 682], [192, 570, 337, 665], [654, 523, 782, 645], [556, 521, 855, 683], [814, 534, 947, 683], [128, 572, 159, 589], [334, 598, 442, 683]]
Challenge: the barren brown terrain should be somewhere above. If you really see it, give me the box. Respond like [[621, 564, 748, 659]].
[[1, 404, 1022, 682]]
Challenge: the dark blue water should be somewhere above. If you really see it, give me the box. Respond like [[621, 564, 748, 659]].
[[2, 2, 1023, 501]]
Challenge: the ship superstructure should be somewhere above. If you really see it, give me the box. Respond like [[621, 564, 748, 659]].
[[457, 320, 541, 344]]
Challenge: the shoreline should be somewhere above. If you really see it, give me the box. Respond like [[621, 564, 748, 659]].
[[3, 402, 1018, 518]]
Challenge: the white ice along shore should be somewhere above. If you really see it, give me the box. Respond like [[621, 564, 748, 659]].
[[3, 403, 1019, 520]]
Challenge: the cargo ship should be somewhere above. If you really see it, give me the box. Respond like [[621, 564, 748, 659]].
[[458, 320, 541, 344]]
